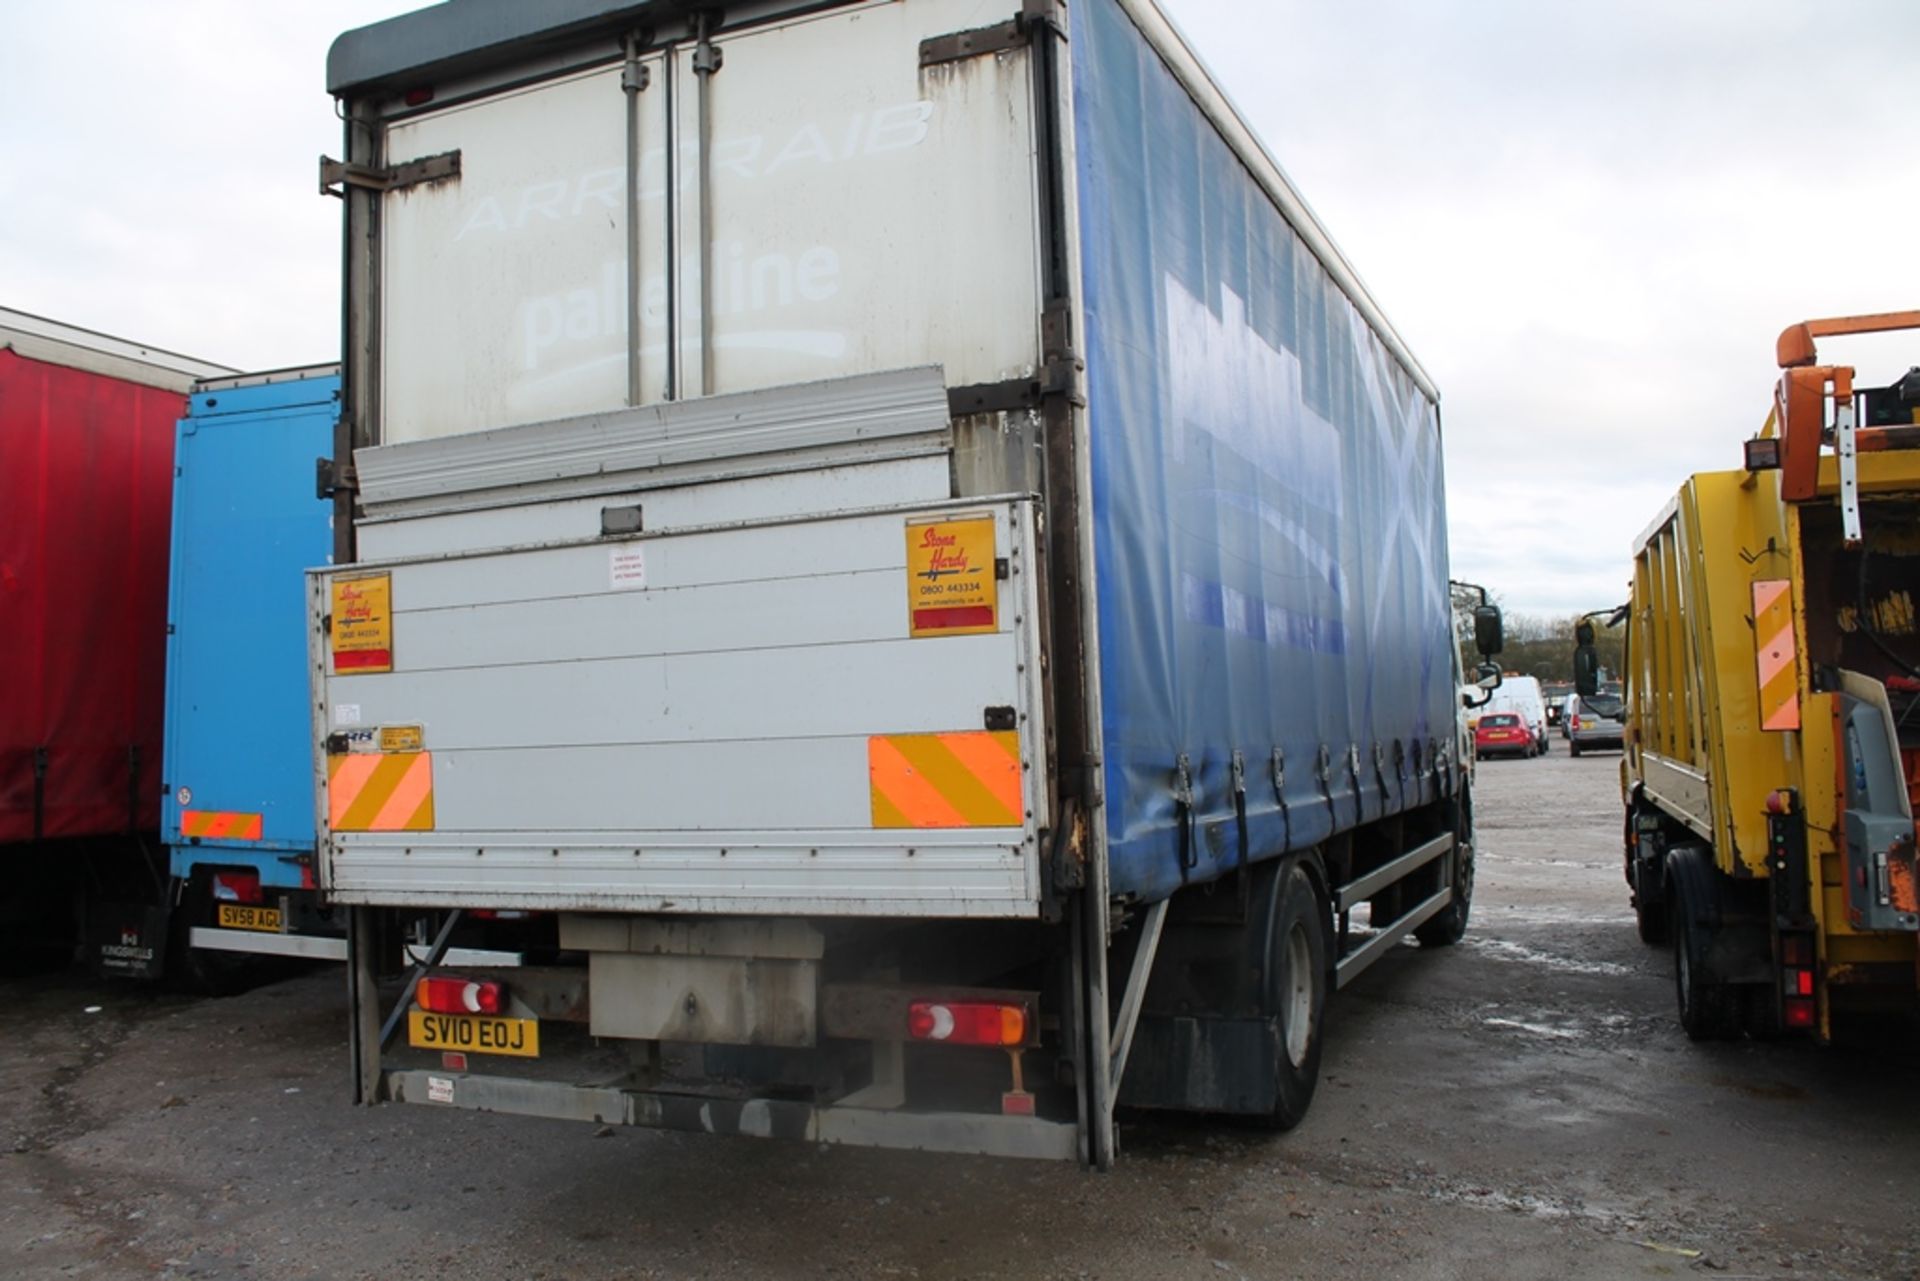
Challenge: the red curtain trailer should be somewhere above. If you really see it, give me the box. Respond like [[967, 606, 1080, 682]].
[[0, 308, 231, 958]]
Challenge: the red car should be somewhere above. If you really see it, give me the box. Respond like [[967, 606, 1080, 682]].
[[1475, 712, 1537, 760]]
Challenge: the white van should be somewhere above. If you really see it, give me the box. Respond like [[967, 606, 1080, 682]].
[[1481, 675, 1549, 753]]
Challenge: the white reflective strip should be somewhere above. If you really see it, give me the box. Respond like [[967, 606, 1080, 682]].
[[189, 928, 349, 962], [403, 944, 527, 968], [1837, 401, 1861, 545]]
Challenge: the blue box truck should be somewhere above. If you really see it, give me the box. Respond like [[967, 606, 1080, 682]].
[[313, 0, 1499, 1165], [162, 366, 345, 985]]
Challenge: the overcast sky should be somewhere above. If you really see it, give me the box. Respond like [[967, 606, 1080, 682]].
[[3, 1, 1915, 618]]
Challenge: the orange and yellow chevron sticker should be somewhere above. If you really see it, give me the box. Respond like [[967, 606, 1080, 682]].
[[870, 731, 1023, 829], [1753, 579, 1800, 732], [180, 810, 264, 840], [328, 752, 435, 832]]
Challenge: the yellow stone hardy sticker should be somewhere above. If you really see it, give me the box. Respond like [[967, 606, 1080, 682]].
[[331, 573, 393, 673], [906, 514, 998, 637]]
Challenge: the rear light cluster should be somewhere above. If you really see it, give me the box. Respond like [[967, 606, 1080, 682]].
[[211, 871, 264, 905], [1779, 933, 1817, 1031], [415, 976, 504, 1016], [906, 1000, 1028, 1046]]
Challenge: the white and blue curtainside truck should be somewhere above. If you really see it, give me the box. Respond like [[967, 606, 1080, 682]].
[[314, 0, 1497, 1167]]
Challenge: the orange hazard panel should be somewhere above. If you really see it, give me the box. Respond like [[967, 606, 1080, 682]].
[[1752, 580, 1800, 732], [328, 752, 434, 832], [180, 810, 264, 840], [869, 731, 1022, 829]]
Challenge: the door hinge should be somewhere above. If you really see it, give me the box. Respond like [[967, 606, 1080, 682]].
[[320, 149, 461, 198], [946, 364, 1084, 417], [920, 1, 1063, 68], [947, 355, 1084, 417], [316, 456, 357, 501]]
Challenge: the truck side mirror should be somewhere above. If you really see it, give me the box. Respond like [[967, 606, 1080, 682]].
[[1573, 643, 1599, 697], [1461, 661, 1502, 708], [1472, 605, 1504, 657]]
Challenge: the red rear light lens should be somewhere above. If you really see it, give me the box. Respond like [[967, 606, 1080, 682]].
[[1780, 934, 1813, 967], [906, 1000, 1028, 1046], [1794, 969, 1815, 997], [1784, 997, 1816, 1030], [415, 976, 504, 1015], [211, 871, 264, 905]]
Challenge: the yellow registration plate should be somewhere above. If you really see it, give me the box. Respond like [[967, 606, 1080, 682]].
[[217, 904, 282, 932], [407, 1009, 541, 1058]]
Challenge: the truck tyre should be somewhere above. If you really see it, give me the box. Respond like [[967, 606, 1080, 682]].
[[1670, 876, 1740, 1040], [1415, 826, 1473, 949], [1262, 859, 1329, 1130]]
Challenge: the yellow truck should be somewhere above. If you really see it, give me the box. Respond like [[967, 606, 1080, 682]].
[[1603, 311, 1920, 1039]]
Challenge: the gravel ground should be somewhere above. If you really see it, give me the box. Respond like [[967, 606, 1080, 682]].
[[3, 745, 1916, 1280]]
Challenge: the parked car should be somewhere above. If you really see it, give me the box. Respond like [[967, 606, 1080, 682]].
[[1566, 691, 1625, 756], [1475, 712, 1536, 760], [1542, 682, 1572, 729], [1481, 674, 1550, 753]]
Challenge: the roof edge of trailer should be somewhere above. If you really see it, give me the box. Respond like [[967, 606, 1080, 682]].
[[0, 307, 236, 394], [1117, 0, 1439, 406], [194, 362, 342, 394], [327, 0, 855, 97]]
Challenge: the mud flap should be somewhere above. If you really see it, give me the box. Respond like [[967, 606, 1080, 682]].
[[1115, 1014, 1280, 1114], [85, 902, 170, 979]]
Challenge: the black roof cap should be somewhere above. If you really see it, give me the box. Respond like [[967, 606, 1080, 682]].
[[328, 0, 851, 98], [329, 0, 665, 97]]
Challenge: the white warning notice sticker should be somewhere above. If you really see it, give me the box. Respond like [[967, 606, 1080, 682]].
[[427, 1076, 455, 1104], [609, 547, 647, 591]]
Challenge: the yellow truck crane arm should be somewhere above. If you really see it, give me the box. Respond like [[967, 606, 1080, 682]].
[[1770, 311, 1920, 523]]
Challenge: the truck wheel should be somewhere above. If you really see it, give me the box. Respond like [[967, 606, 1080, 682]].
[[1670, 887, 1740, 1040], [1263, 860, 1329, 1130], [1415, 836, 1473, 948]]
